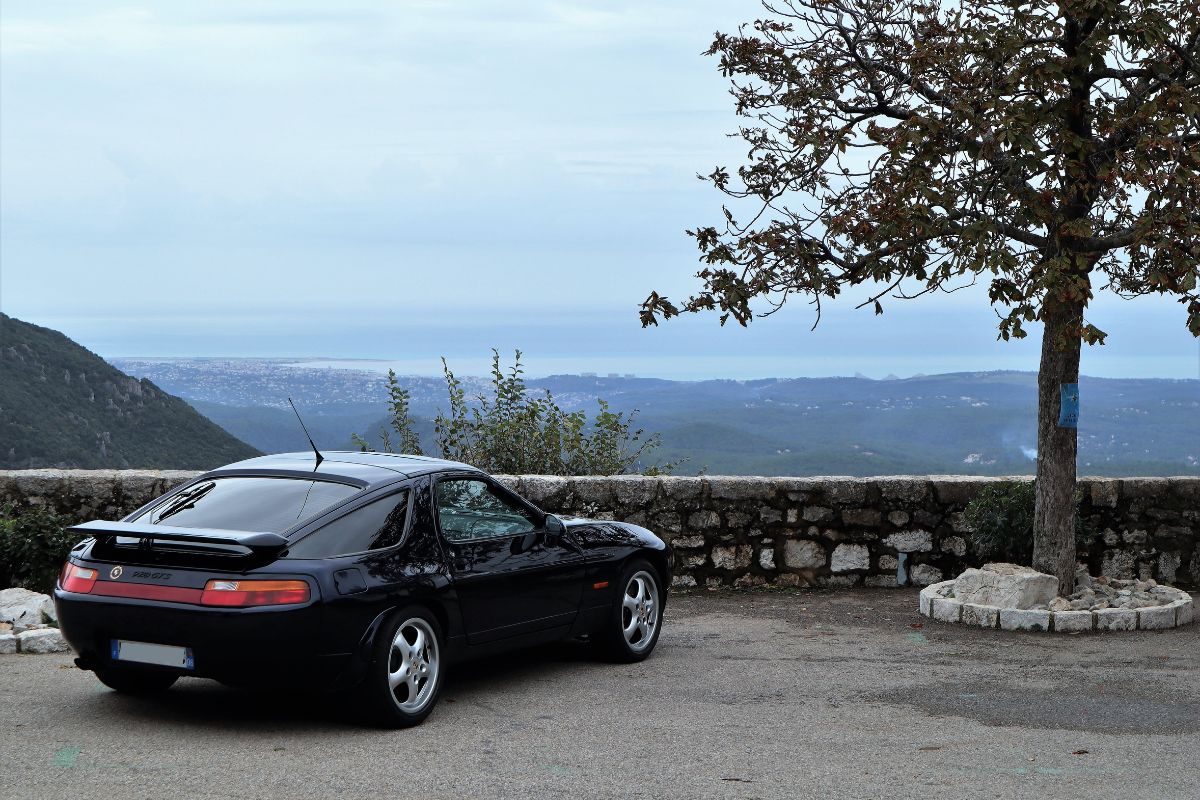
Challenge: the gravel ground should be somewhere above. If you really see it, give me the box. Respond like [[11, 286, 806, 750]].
[[2, 587, 1196, 800]]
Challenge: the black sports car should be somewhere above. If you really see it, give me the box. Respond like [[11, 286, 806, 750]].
[[55, 452, 672, 726]]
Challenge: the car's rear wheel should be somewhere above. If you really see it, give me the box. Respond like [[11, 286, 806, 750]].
[[352, 606, 444, 727], [94, 667, 178, 695], [593, 559, 663, 663]]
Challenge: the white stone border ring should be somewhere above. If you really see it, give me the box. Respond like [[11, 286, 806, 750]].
[[920, 580, 1195, 632]]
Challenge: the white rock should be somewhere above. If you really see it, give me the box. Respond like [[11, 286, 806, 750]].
[[952, 563, 1057, 610], [17, 627, 70, 653], [931, 598, 961, 623], [0, 588, 56, 633], [671, 574, 696, 589], [0, 634, 17, 654], [1053, 611, 1094, 633], [999, 608, 1050, 632], [783, 540, 826, 569], [1094, 608, 1137, 631], [1138, 605, 1176, 630], [961, 603, 999, 628], [882, 530, 932, 553], [919, 582, 951, 616], [910, 564, 943, 586], [830, 543, 869, 572], [1174, 598, 1194, 626]]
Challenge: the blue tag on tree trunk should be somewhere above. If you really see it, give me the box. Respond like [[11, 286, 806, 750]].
[[1058, 383, 1079, 428]]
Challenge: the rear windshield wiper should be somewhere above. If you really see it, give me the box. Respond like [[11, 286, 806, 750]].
[[153, 482, 216, 524]]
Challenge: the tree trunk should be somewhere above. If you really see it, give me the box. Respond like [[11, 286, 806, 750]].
[[1032, 304, 1083, 596]]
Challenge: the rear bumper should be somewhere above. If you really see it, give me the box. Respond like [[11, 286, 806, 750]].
[[55, 589, 349, 688]]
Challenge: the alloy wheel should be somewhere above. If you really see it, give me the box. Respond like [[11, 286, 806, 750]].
[[621, 570, 660, 652], [387, 617, 439, 713]]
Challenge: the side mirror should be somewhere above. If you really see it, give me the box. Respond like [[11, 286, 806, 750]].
[[544, 514, 566, 544]]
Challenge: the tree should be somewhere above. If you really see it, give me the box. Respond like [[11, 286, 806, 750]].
[[641, 0, 1199, 594], [354, 351, 684, 476]]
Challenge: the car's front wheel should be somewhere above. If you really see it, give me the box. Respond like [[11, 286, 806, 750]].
[[594, 559, 663, 663], [352, 606, 444, 727], [94, 667, 178, 695]]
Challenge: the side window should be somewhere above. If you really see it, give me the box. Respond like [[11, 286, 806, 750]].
[[436, 479, 535, 542], [286, 490, 409, 558]]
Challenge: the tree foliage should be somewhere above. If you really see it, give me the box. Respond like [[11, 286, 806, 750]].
[[0, 504, 83, 595], [354, 351, 681, 476], [641, 0, 1199, 343], [963, 481, 1096, 564]]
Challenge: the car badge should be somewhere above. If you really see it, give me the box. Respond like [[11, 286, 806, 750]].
[[110, 566, 123, 579]]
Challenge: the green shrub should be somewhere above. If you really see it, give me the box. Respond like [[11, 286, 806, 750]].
[[354, 350, 684, 476], [0, 504, 83, 594], [962, 481, 1096, 565]]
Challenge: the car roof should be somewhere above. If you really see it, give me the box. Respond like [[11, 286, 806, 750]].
[[208, 451, 481, 488]]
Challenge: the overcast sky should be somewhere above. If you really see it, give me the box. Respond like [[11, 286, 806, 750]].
[[2, 0, 1197, 380]]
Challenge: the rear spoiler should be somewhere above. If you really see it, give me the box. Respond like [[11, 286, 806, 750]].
[[70, 521, 289, 556]]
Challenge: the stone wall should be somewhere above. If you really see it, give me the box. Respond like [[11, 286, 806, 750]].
[[2, 470, 1197, 589]]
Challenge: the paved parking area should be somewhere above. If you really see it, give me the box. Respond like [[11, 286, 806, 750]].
[[2, 587, 1197, 800]]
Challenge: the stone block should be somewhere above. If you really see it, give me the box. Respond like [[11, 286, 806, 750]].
[[758, 508, 782, 524], [711, 545, 752, 570], [918, 583, 949, 616], [947, 512, 971, 533], [830, 543, 869, 572], [572, 477, 613, 506], [961, 603, 999, 628], [1101, 550, 1137, 580], [952, 564, 1057, 610], [1089, 479, 1119, 508], [910, 564, 943, 586], [783, 540, 826, 569], [1157, 552, 1181, 583], [0, 634, 16, 654], [1122, 478, 1169, 500], [610, 476, 659, 507], [659, 477, 703, 501], [878, 554, 899, 571], [1094, 608, 1137, 631], [725, 511, 752, 528], [1122, 529, 1148, 544], [758, 548, 775, 570], [876, 478, 928, 502], [887, 511, 910, 527], [708, 477, 773, 501], [687, 511, 721, 530], [654, 513, 682, 534], [1173, 598, 1194, 626], [821, 479, 869, 505], [802, 506, 834, 523], [912, 510, 942, 528], [931, 476, 994, 506], [671, 574, 697, 589], [842, 508, 882, 527], [931, 598, 961, 623], [883, 530, 932, 553], [1155, 525, 1194, 542], [999, 608, 1051, 632], [17, 627, 70, 653], [672, 535, 704, 549], [0, 588, 56, 632], [1138, 605, 1176, 630], [864, 574, 898, 587], [734, 573, 766, 587], [1053, 611, 1094, 633], [940, 536, 967, 557]]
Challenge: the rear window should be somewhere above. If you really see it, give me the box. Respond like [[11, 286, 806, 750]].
[[132, 477, 361, 534], [285, 490, 410, 558]]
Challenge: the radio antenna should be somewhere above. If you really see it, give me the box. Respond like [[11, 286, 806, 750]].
[[288, 398, 324, 469]]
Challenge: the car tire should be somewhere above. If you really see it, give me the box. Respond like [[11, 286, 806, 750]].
[[351, 605, 445, 728], [94, 668, 178, 695], [593, 559, 664, 663]]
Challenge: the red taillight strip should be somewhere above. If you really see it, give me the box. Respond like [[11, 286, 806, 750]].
[[200, 580, 310, 607], [90, 582, 205, 604]]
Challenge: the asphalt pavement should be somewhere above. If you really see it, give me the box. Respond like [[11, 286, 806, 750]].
[[2, 587, 1197, 799]]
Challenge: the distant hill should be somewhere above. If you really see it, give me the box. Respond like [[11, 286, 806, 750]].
[[115, 357, 1199, 477], [1, 315, 261, 469]]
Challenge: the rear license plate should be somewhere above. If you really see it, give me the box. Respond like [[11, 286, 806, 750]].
[[111, 639, 194, 669]]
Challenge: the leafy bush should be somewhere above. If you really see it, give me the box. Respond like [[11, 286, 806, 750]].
[[0, 504, 83, 594], [354, 350, 683, 476], [962, 481, 1096, 565]]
